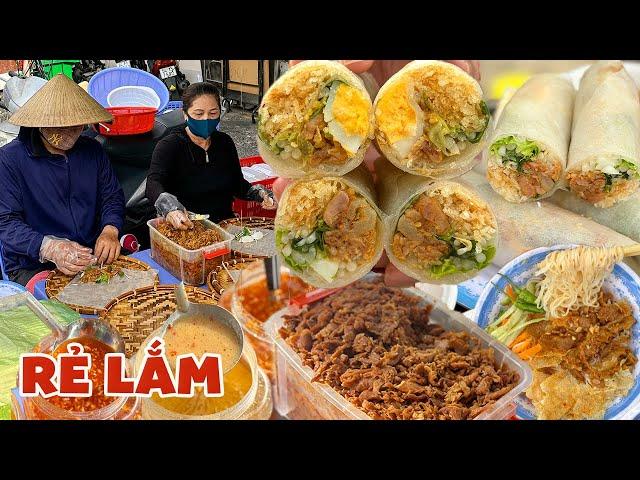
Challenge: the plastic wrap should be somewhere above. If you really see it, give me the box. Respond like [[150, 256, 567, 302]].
[[0, 297, 79, 420]]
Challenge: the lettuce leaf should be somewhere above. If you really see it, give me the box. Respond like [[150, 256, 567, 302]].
[[467, 101, 490, 144], [430, 259, 459, 279], [490, 135, 540, 173], [602, 159, 639, 192], [277, 220, 332, 272], [616, 159, 640, 179], [429, 241, 496, 279]]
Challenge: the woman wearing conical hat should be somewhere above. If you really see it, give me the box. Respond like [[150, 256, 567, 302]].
[[0, 74, 125, 285]]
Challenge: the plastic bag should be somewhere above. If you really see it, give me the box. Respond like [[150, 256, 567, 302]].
[[0, 299, 79, 420]]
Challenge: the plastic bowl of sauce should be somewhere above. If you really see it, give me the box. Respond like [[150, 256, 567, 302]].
[[231, 262, 314, 382], [135, 324, 272, 420], [12, 335, 140, 420]]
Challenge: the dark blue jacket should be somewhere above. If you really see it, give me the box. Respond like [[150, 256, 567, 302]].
[[0, 128, 125, 275]]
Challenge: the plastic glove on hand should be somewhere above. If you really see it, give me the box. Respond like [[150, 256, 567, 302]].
[[248, 184, 277, 210], [260, 191, 277, 210], [40, 236, 95, 276], [166, 210, 194, 230]]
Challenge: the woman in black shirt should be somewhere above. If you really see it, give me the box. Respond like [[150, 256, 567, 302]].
[[146, 82, 276, 229]]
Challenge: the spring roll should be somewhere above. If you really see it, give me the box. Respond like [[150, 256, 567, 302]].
[[487, 74, 575, 202], [566, 60, 640, 208], [275, 165, 384, 288], [257, 60, 374, 178], [462, 170, 640, 274], [373, 60, 490, 179], [549, 189, 640, 243], [376, 157, 498, 284]]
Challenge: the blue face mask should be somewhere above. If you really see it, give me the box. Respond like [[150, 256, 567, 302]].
[[185, 115, 220, 139]]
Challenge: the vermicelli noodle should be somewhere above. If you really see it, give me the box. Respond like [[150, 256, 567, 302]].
[[535, 246, 625, 318]]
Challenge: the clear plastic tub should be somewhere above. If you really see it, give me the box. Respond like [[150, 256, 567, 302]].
[[10, 332, 140, 420], [134, 328, 272, 420], [265, 275, 532, 420], [148, 218, 233, 285], [231, 262, 314, 384]]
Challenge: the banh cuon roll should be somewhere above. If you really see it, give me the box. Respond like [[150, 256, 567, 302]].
[[373, 60, 490, 179], [275, 165, 384, 288], [376, 157, 498, 284], [487, 74, 575, 202], [566, 60, 640, 208], [257, 60, 374, 178]]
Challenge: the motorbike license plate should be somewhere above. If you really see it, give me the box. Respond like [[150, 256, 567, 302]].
[[116, 60, 131, 68], [160, 65, 177, 79]]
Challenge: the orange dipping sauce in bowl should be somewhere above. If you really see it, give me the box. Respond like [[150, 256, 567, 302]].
[[46, 337, 116, 412], [237, 272, 313, 327]]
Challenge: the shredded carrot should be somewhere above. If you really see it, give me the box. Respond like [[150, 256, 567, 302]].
[[509, 331, 530, 348], [505, 284, 517, 301], [512, 339, 532, 353], [519, 344, 542, 360]]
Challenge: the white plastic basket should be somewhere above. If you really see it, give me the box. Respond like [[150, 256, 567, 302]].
[[107, 85, 161, 108]]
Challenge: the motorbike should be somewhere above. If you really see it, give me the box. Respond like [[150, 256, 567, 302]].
[[113, 59, 150, 71], [151, 60, 190, 101], [113, 60, 190, 101], [71, 60, 106, 84]]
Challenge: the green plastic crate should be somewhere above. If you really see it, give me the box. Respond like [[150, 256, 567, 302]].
[[41, 60, 80, 80]]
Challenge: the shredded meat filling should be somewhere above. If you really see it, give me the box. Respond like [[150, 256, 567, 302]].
[[527, 290, 636, 387], [408, 136, 445, 165], [279, 279, 520, 420], [323, 191, 350, 228], [566, 171, 609, 204], [302, 114, 349, 166], [323, 193, 378, 264], [79, 264, 122, 283], [392, 195, 451, 266], [516, 161, 561, 198], [157, 221, 222, 250]]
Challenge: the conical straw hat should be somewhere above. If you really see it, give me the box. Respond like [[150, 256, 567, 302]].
[[9, 74, 113, 127]]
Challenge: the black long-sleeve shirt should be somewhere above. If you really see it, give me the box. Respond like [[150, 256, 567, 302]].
[[146, 126, 253, 222]]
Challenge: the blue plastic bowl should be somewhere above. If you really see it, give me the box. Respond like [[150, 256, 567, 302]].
[[0, 280, 26, 299], [474, 245, 640, 420], [88, 67, 169, 113], [158, 100, 183, 116]]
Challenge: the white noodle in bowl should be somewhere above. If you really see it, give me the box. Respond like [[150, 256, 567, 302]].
[[474, 244, 640, 420], [535, 245, 626, 318]]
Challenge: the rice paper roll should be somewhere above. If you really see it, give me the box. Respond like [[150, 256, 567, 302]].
[[275, 165, 384, 288], [225, 226, 276, 258], [549, 189, 640, 243], [462, 170, 640, 275], [566, 60, 640, 208], [487, 74, 575, 202], [375, 157, 498, 284], [373, 60, 490, 179], [257, 60, 374, 178]]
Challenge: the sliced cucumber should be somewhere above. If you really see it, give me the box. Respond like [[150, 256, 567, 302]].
[[310, 258, 340, 282]]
